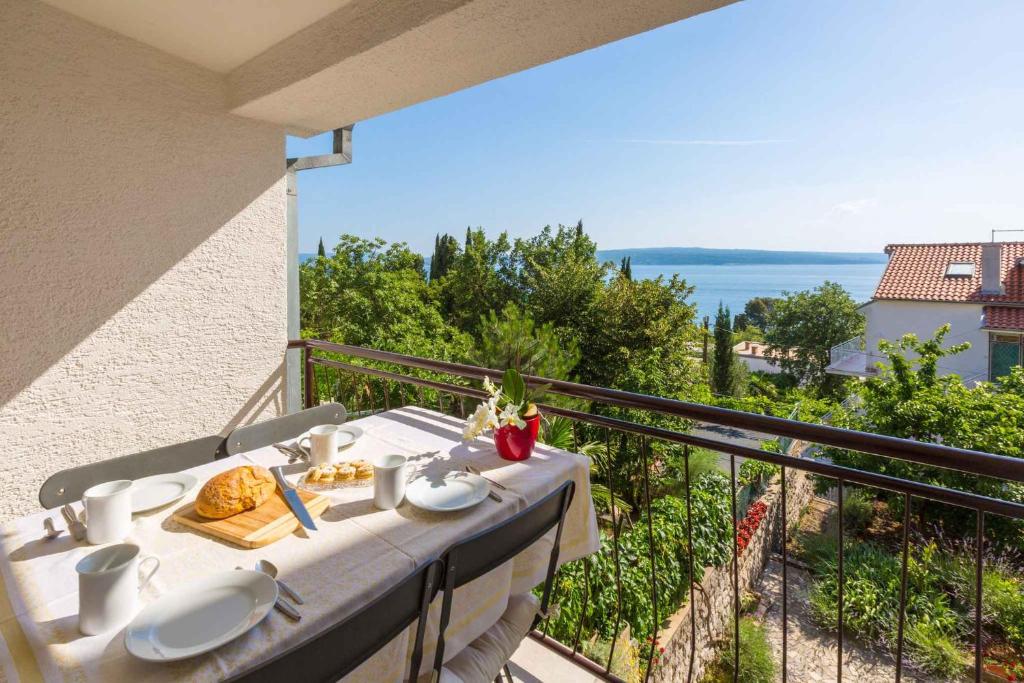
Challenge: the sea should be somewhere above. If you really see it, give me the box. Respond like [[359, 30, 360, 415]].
[[630, 263, 887, 322]]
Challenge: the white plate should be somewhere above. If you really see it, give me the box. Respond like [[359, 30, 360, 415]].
[[125, 571, 277, 662], [405, 472, 490, 512], [131, 473, 198, 513]]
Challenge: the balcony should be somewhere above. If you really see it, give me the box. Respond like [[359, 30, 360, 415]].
[[826, 337, 882, 378], [293, 339, 1024, 683]]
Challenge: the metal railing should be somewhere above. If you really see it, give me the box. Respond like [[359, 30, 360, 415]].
[[290, 339, 1024, 683], [827, 336, 883, 377]]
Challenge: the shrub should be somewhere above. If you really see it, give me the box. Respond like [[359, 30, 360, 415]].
[[841, 487, 875, 534], [738, 458, 779, 491], [543, 472, 734, 649], [807, 539, 965, 678], [716, 617, 776, 683], [935, 554, 1024, 651]]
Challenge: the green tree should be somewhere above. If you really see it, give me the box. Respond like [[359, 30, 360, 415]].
[[577, 273, 699, 393], [743, 296, 779, 329], [764, 282, 863, 396], [428, 233, 459, 282], [511, 222, 607, 349], [435, 228, 517, 332], [317, 237, 326, 258], [711, 302, 743, 395], [472, 304, 580, 379], [619, 256, 632, 280], [299, 234, 469, 360]]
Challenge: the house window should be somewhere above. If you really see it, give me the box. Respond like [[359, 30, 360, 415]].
[[945, 262, 975, 277], [990, 334, 1022, 380]]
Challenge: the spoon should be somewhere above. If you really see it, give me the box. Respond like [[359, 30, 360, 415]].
[[237, 566, 300, 621], [256, 559, 304, 605]]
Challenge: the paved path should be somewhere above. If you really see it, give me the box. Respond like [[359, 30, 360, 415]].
[[755, 559, 944, 683]]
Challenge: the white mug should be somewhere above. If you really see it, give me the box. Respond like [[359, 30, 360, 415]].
[[373, 454, 407, 510], [82, 480, 133, 545], [299, 425, 340, 466], [76, 543, 159, 635]]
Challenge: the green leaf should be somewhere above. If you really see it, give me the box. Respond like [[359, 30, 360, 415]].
[[503, 368, 526, 406]]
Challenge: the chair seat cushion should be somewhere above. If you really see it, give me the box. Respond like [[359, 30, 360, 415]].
[[439, 593, 539, 683]]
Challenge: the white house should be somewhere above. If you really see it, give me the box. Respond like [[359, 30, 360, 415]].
[[827, 241, 1024, 382], [733, 341, 793, 374]]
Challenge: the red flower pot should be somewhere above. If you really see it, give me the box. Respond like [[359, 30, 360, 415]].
[[494, 413, 540, 461]]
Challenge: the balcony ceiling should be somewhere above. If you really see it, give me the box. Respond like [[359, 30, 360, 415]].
[[40, 0, 736, 136], [39, 0, 355, 73]]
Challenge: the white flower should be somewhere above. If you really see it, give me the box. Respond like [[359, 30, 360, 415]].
[[483, 376, 499, 397], [463, 401, 500, 441], [498, 403, 526, 430]]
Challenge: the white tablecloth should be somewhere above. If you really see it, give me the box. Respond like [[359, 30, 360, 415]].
[[0, 407, 599, 682]]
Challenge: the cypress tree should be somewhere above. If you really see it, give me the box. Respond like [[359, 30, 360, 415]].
[[619, 256, 632, 280], [317, 237, 326, 258], [429, 234, 439, 281], [712, 302, 737, 395]]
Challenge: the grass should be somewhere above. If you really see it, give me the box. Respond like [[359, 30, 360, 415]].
[[841, 486, 875, 534], [701, 617, 776, 683]]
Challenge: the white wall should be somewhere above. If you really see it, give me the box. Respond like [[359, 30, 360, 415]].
[[737, 355, 783, 374], [0, 2, 288, 521], [863, 300, 989, 379]]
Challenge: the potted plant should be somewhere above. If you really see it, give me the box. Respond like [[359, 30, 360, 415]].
[[462, 369, 544, 460]]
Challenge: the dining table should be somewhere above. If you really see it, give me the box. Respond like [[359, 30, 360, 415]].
[[0, 406, 600, 682]]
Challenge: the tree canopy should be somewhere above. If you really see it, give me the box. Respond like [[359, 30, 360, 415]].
[[764, 281, 864, 396]]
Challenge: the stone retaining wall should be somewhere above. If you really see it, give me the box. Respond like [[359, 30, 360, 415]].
[[653, 455, 815, 682]]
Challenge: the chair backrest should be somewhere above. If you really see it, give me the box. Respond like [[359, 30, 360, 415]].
[[224, 403, 347, 455], [432, 480, 576, 674], [38, 434, 226, 509], [228, 558, 443, 683]]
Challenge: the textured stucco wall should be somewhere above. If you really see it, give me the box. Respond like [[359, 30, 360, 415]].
[[0, 1, 288, 522]]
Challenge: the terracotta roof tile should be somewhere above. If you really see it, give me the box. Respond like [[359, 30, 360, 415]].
[[874, 242, 1024, 303], [983, 305, 1024, 330]]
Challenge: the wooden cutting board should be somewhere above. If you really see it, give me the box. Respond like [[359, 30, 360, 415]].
[[172, 489, 330, 548]]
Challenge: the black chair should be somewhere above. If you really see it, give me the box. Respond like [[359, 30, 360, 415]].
[[228, 558, 444, 683], [432, 480, 576, 680], [224, 403, 347, 455], [38, 434, 227, 509]]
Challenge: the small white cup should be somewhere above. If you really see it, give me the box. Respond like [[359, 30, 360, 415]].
[[82, 480, 133, 545], [76, 543, 159, 635], [373, 454, 407, 510], [299, 425, 340, 466]]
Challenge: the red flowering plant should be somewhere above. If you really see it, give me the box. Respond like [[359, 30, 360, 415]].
[[735, 501, 768, 556], [986, 656, 1024, 681]]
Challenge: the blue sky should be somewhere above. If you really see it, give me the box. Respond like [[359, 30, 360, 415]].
[[286, 0, 1024, 257]]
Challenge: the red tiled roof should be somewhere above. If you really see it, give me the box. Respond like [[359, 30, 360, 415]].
[[874, 242, 1024, 303], [983, 305, 1024, 331]]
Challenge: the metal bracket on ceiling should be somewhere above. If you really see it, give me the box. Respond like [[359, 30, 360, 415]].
[[286, 125, 353, 173]]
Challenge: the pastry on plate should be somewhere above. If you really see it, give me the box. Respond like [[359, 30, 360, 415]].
[[335, 464, 356, 481], [352, 460, 374, 480]]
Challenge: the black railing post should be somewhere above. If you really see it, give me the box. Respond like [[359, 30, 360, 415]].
[[303, 343, 314, 409]]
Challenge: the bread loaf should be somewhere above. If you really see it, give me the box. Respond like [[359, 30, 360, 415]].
[[195, 466, 277, 519]]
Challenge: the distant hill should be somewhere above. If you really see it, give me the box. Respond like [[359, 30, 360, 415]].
[[596, 247, 887, 266]]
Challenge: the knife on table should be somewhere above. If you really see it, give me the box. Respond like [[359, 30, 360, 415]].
[[270, 466, 317, 532]]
